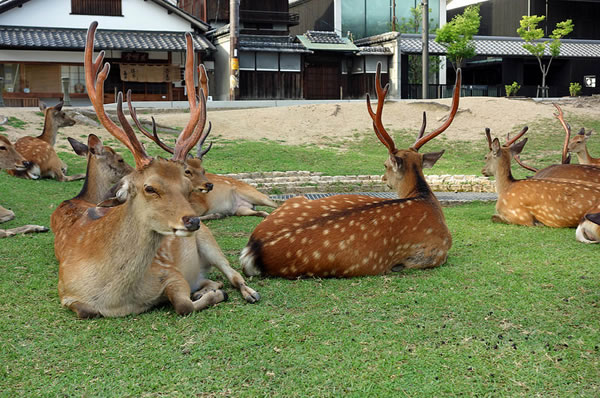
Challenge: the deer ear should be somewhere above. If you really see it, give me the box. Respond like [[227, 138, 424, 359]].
[[87, 134, 104, 155], [510, 138, 528, 156], [68, 137, 88, 157], [39, 101, 48, 111], [112, 176, 134, 203], [491, 138, 502, 156], [585, 212, 600, 226], [422, 150, 445, 169], [54, 100, 64, 112], [390, 155, 402, 172]]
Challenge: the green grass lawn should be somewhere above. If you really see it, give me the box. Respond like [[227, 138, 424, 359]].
[[0, 111, 599, 396]]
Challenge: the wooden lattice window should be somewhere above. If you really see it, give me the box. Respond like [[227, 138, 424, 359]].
[[71, 0, 122, 16]]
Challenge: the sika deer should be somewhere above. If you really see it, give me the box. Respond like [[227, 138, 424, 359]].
[[51, 22, 227, 318], [7, 100, 84, 181], [482, 127, 600, 227], [0, 134, 48, 237], [567, 128, 600, 165], [576, 203, 600, 243], [240, 65, 461, 278]]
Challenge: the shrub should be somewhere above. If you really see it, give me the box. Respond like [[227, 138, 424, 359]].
[[505, 81, 521, 97], [569, 82, 582, 97]]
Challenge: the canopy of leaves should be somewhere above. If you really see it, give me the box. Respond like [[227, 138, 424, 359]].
[[435, 5, 481, 67], [517, 16, 573, 57]]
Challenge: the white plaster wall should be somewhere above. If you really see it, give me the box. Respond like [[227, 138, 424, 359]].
[[213, 37, 231, 101], [0, 0, 193, 31], [0, 49, 86, 63]]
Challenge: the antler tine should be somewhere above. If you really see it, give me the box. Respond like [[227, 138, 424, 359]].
[[505, 126, 528, 147], [125, 90, 174, 154], [513, 154, 539, 173], [116, 92, 150, 165], [552, 103, 571, 164], [185, 32, 197, 112], [485, 128, 492, 150], [196, 121, 212, 158], [416, 111, 427, 141], [366, 62, 396, 153], [199, 64, 209, 99], [85, 21, 151, 169], [412, 68, 462, 151]]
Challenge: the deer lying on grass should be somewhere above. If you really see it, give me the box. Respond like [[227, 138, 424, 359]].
[[240, 65, 460, 278], [7, 100, 84, 181], [0, 135, 48, 238], [576, 203, 600, 243], [567, 128, 600, 165], [482, 127, 600, 227], [513, 104, 600, 184], [130, 64, 277, 220], [51, 22, 229, 318]]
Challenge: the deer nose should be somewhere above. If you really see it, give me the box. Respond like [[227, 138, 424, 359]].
[[205, 183, 213, 192], [182, 216, 200, 231], [23, 161, 33, 168]]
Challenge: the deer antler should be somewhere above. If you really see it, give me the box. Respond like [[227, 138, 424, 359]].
[[513, 154, 539, 173], [411, 68, 462, 151], [84, 21, 152, 169], [366, 63, 396, 153], [485, 128, 493, 150], [196, 122, 212, 159], [553, 103, 571, 164], [505, 126, 528, 147]]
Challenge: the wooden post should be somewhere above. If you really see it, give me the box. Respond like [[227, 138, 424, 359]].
[[229, 0, 240, 101], [421, 0, 429, 99]]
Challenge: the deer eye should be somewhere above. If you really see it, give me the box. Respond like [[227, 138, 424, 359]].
[[118, 159, 124, 163], [185, 169, 192, 176], [144, 185, 158, 195], [0, 146, 6, 150]]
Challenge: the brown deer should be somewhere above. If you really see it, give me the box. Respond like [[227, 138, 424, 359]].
[[131, 107, 278, 220], [482, 127, 600, 227], [66, 134, 134, 204], [239, 65, 461, 278], [567, 128, 600, 165], [7, 100, 84, 181], [576, 204, 600, 243], [513, 104, 600, 184], [51, 22, 228, 318], [0, 134, 49, 237]]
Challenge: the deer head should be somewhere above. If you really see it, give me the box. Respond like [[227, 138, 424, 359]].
[[0, 135, 30, 171], [482, 126, 528, 178]]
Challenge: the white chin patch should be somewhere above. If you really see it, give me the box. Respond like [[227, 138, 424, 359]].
[[27, 164, 41, 179], [576, 224, 599, 244], [174, 229, 194, 237]]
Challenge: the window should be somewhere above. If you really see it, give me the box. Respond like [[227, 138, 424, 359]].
[[71, 0, 122, 16]]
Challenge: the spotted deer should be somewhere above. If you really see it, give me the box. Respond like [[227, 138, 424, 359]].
[[567, 128, 600, 165], [51, 22, 228, 318], [7, 100, 84, 181], [513, 104, 600, 184], [0, 134, 48, 237], [130, 103, 277, 220], [482, 127, 600, 227], [576, 203, 600, 243], [240, 65, 461, 278]]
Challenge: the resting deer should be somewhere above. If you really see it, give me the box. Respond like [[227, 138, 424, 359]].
[[7, 100, 84, 181], [567, 128, 600, 165], [67, 134, 134, 204], [0, 135, 49, 237], [132, 107, 277, 220], [576, 203, 600, 243], [482, 127, 600, 227], [513, 104, 600, 184], [51, 22, 229, 318], [240, 65, 460, 278]]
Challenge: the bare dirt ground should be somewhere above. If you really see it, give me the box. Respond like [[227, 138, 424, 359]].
[[3, 96, 600, 152]]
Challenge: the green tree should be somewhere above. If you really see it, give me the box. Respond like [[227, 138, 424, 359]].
[[517, 15, 573, 97], [395, 5, 440, 84], [435, 5, 481, 69]]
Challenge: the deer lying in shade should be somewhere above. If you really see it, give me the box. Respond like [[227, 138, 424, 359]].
[[0, 134, 48, 238], [7, 100, 84, 181], [482, 127, 600, 227], [51, 22, 229, 318], [239, 64, 461, 278]]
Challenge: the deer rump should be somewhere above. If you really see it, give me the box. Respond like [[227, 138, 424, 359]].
[[241, 194, 451, 279]]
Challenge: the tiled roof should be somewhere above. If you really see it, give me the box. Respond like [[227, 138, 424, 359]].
[[297, 31, 358, 52], [0, 26, 214, 51], [356, 46, 392, 56], [399, 33, 600, 58], [239, 35, 312, 54]]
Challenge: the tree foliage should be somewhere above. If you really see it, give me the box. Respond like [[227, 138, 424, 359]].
[[516, 15, 573, 96], [435, 5, 481, 69]]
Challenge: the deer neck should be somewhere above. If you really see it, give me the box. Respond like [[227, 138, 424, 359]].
[[493, 154, 517, 194], [396, 163, 434, 200], [575, 147, 594, 164], [75, 158, 111, 204], [37, 112, 58, 146]]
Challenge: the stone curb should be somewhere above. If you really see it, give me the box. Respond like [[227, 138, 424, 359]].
[[222, 170, 496, 195]]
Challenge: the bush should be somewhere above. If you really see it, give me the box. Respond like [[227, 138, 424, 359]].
[[505, 81, 521, 97], [569, 82, 582, 96]]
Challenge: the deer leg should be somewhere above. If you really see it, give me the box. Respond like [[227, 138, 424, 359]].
[[191, 279, 224, 300], [0, 205, 15, 223], [69, 301, 101, 319], [164, 274, 226, 316], [198, 213, 225, 221], [235, 206, 269, 217], [0, 225, 49, 238], [491, 214, 510, 224], [196, 224, 261, 303]]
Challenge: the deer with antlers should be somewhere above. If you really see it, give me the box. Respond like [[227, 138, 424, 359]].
[[513, 104, 600, 184], [239, 65, 460, 278], [7, 100, 84, 181], [51, 22, 234, 318], [0, 134, 49, 238], [482, 126, 600, 227], [131, 102, 277, 220]]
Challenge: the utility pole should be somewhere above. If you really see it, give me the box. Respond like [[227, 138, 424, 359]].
[[229, 0, 240, 100], [421, 0, 429, 99], [391, 0, 397, 31]]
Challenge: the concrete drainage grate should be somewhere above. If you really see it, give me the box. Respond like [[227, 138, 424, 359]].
[[269, 191, 498, 205]]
